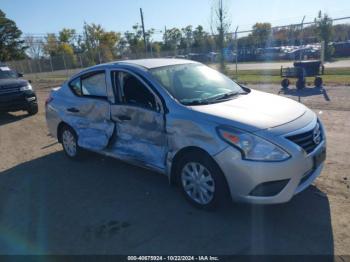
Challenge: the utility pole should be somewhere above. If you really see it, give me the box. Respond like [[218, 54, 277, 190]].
[[140, 8, 147, 54], [299, 16, 306, 61]]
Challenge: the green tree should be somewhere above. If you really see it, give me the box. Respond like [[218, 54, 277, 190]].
[[43, 33, 77, 66], [193, 25, 208, 52], [100, 31, 121, 61], [82, 23, 120, 63], [315, 11, 334, 61], [251, 23, 272, 47], [123, 24, 143, 55], [122, 24, 153, 56], [43, 33, 59, 56], [163, 28, 182, 54], [59, 28, 76, 45], [181, 25, 193, 53], [0, 9, 26, 61]]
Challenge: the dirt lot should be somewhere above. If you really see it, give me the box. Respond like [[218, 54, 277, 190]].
[[0, 81, 349, 255]]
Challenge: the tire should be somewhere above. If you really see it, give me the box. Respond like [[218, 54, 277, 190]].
[[59, 125, 82, 160], [314, 77, 323, 88], [176, 152, 229, 210], [296, 79, 305, 90], [27, 103, 38, 115], [281, 78, 290, 89]]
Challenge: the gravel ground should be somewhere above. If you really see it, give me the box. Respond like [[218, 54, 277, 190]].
[[0, 82, 349, 255]]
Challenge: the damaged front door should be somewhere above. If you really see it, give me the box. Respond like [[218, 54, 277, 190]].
[[110, 70, 167, 170], [67, 70, 114, 151]]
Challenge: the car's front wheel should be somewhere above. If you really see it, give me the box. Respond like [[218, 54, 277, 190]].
[[27, 103, 38, 115], [60, 125, 82, 159], [177, 153, 229, 210]]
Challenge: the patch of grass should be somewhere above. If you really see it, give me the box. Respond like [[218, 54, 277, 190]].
[[227, 67, 350, 86]]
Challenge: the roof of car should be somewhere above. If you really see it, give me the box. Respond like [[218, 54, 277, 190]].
[[88, 58, 198, 69], [114, 58, 198, 69], [74, 58, 199, 78]]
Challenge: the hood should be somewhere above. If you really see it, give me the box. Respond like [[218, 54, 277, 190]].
[[0, 79, 29, 89], [190, 89, 307, 132]]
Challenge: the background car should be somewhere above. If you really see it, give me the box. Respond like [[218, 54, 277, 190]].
[[0, 65, 38, 115]]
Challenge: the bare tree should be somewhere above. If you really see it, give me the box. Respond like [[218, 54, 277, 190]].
[[24, 36, 44, 59], [211, 0, 231, 72]]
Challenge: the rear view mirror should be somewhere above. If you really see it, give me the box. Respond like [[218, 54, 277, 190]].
[[18, 73, 24, 77]]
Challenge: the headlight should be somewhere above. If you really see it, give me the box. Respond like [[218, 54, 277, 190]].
[[20, 83, 32, 91], [217, 127, 290, 161]]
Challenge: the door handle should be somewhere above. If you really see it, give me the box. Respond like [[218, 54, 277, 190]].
[[67, 107, 80, 113], [117, 115, 131, 121]]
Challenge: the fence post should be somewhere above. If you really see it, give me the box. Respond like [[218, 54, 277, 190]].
[[62, 54, 68, 77], [50, 56, 54, 72], [79, 54, 83, 68], [37, 59, 42, 73], [299, 16, 306, 61], [27, 59, 33, 74], [98, 50, 102, 64]]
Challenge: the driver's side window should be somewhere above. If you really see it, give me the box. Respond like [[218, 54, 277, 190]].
[[117, 72, 159, 111]]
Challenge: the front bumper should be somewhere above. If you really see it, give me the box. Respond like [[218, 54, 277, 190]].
[[214, 134, 326, 205], [0, 90, 37, 112]]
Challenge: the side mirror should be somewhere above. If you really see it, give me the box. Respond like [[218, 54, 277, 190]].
[[18, 73, 24, 78]]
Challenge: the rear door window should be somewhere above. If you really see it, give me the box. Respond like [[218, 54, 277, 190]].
[[81, 72, 107, 98], [69, 78, 82, 96]]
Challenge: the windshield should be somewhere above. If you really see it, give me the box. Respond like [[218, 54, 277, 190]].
[[0, 67, 18, 79], [150, 64, 245, 105]]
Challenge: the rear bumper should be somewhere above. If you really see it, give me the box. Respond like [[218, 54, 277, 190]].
[[214, 141, 326, 205], [0, 91, 37, 112]]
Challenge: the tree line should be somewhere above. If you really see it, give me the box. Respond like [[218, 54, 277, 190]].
[[1, 7, 350, 64]]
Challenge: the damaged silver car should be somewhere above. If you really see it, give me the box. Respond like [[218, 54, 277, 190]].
[[45, 59, 326, 209]]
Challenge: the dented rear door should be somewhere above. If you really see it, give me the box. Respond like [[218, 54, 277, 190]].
[[64, 70, 114, 151]]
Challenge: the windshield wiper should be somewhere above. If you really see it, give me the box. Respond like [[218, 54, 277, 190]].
[[181, 91, 245, 105], [181, 99, 210, 106], [209, 91, 240, 102]]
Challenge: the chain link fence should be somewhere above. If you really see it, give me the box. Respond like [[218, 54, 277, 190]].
[[4, 17, 350, 80]]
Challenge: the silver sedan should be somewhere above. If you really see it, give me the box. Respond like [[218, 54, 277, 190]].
[[45, 59, 326, 209]]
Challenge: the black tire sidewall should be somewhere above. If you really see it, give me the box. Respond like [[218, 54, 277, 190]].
[[176, 153, 229, 210], [27, 103, 38, 115], [281, 79, 290, 89]]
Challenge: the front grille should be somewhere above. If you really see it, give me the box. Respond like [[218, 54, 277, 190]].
[[286, 122, 323, 154], [0, 87, 21, 95]]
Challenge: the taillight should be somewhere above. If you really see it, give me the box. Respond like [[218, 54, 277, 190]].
[[45, 94, 53, 106]]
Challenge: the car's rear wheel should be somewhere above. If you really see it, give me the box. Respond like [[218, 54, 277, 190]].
[[60, 125, 82, 159], [177, 153, 229, 210]]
